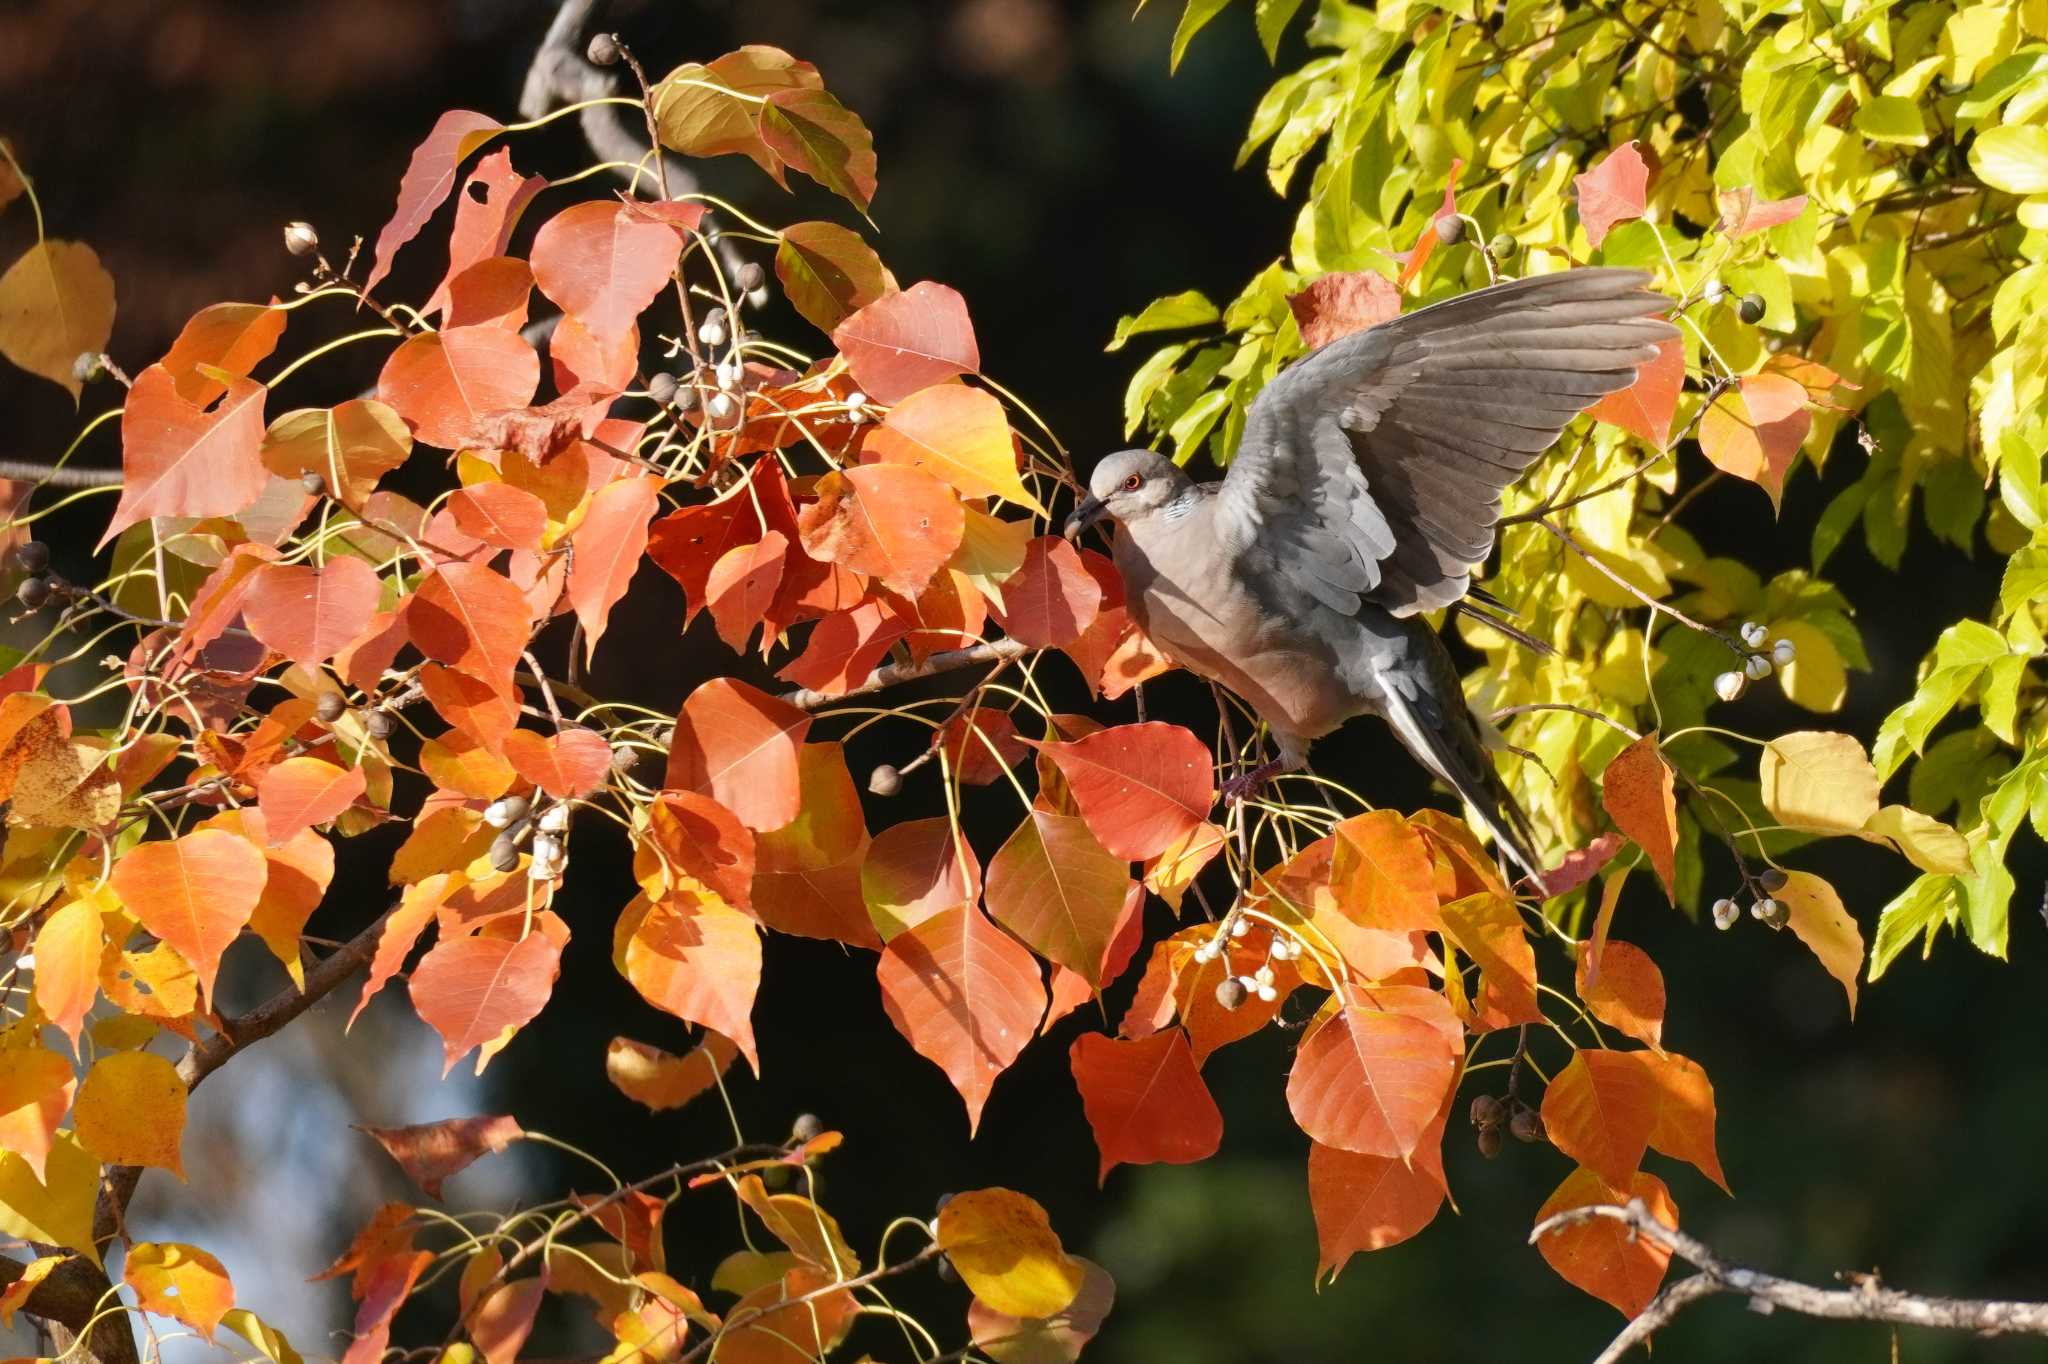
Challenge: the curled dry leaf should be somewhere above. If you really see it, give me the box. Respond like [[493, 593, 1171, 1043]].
[[357, 1114, 525, 1199]]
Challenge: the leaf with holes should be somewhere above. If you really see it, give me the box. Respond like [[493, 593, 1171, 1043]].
[[100, 365, 269, 549], [363, 110, 502, 298], [1034, 722, 1213, 861], [1070, 1030, 1222, 1183], [831, 281, 980, 402], [124, 1242, 234, 1338], [410, 932, 561, 1076], [879, 904, 1045, 1135], [425, 147, 547, 318], [161, 302, 287, 404]]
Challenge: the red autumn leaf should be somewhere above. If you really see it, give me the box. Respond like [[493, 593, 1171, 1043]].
[[702, 533, 788, 655], [1307, 1134, 1447, 1282], [1587, 334, 1683, 450], [1637, 1049, 1727, 1191], [985, 809, 1132, 984], [647, 459, 808, 623], [425, 147, 549, 318], [358, 1114, 524, 1199], [1576, 141, 1650, 248], [529, 201, 681, 342], [1330, 810, 1440, 934], [664, 677, 812, 832], [110, 828, 269, 1008], [1534, 1167, 1678, 1318], [618, 890, 762, 1073], [419, 664, 517, 752], [363, 109, 503, 298], [1541, 832, 1626, 901], [993, 536, 1102, 648], [441, 256, 532, 331], [100, 365, 270, 550], [777, 598, 910, 695], [1575, 939, 1665, 1048], [1070, 1029, 1223, 1183], [830, 281, 981, 402], [502, 726, 612, 799], [403, 560, 533, 702], [568, 474, 660, 663], [642, 789, 756, 911], [410, 930, 562, 1076], [1438, 892, 1541, 1028], [1034, 722, 1214, 861], [1541, 1048, 1659, 1187], [750, 742, 876, 946], [340, 1249, 433, 1364], [550, 312, 639, 398], [884, 568, 985, 662], [1717, 187, 1808, 239], [449, 483, 548, 552], [1042, 882, 1146, 1033], [797, 463, 964, 595], [1285, 996, 1461, 1158], [878, 904, 1046, 1135], [1288, 271, 1400, 349], [240, 556, 383, 667], [939, 706, 1029, 786], [1698, 372, 1811, 508], [605, 1031, 740, 1113], [352, 878, 454, 1027], [258, 756, 367, 845], [171, 543, 278, 666], [161, 302, 288, 404], [378, 326, 541, 451], [862, 817, 981, 942], [1395, 159, 1461, 288], [1600, 733, 1679, 899]]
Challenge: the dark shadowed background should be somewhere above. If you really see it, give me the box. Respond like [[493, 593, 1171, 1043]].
[[3, 2, 2045, 1361]]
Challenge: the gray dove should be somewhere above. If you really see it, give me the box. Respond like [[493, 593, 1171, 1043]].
[[1064, 268, 1676, 887]]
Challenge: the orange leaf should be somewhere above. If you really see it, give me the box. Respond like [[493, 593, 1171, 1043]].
[[33, 895, 105, 1049], [0, 1046, 74, 1182], [529, 201, 681, 342], [1636, 1049, 1728, 1192], [748, 741, 876, 945], [1070, 1030, 1222, 1183], [967, 1256, 1115, 1363], [1697, 373, 1811, 508], [939, 706, 1029, 786], [1033, 721, 1214, 861], [993, 536, 1101, 648], [240, 557, 383, 667], [1587, 335, 1683, 450], [605, 1032, 739, 1112], [161, 301, 287, 404], [1122, 922, 1295, 1063], [419, 664, 519, 753], [1575, 141, 1649, 248], [879, 904, 1046, 1135], [705, 531, 789, 655], [1395, 160, 1461, 289], [425, 147, 547, 319], [1287, 271, 1400, 349], [776, 597, 910, 695], [363, 109, 503, 298], [357, 1114, 524, 1198], [863, 383, 1042, 513], [830, 281, 980, 402], [502, 726, 611, 799], [1042, 883, 1146, 1033], [123, 1242, 234, 1338], [568, 474, 660, 663], [421, 729, 517, 800], [449, 483, 548, 552], [719, 1267, 857, 1364], [797, 463, 964, 595], [100, 365, 269, 550], [1307, 1120, 1448, 1282], [404, 561, 533, 702], [1534, 1167, 1677, 1318], [1142, 820, 1225, 913], [1439, 891, 1541, 1028], [351, 877, 452, 1027], [1601, 734, 1678, 899], [1542, 832, 1625, 901], [1540, 1048, 1657, 1186], [377, 326, 540, 450], [985, 809, 1131, 984], [1575, 939, 1665, 1048], [663, 677, 812, 832], [257, 756, 366, 845], [110, 827, 267, 1006], [1330, 811, 1440, 934], [1285, 994, 1460, 1158], [410, 932, 561, 1076], [470, 1275, 546, 1364], [617, 890, 762, 1073], [640, 789, 756, 910], [1717, 188, 1808, 238], [861, 816, 980, 942], [339, 1249, 432, 1364]]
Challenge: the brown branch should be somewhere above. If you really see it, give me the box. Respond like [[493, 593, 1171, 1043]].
[[1532, 1199, 2048, 1364], [778, 638, 1034, 711]]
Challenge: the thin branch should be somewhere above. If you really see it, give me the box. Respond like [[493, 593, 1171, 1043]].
[[778, 638, 1034, 711], [1532, 1199, 2048, 1364], [0, 459, 120, 488]]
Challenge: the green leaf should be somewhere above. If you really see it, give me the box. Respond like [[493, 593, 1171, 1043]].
[[1106, 291, 1221, 352], [1851, 95, 1928, 145], [1255, 0, 1310, 59], [1867, 873, 1958, 981], [1971, 124, 2048, 194], [1171, 0, 1236, 72]]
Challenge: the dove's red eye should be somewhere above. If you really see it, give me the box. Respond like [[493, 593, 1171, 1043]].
[[1122, 474, 1142, 492]]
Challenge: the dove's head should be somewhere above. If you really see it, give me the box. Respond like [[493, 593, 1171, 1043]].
[[1063, 449, 1192, 540]]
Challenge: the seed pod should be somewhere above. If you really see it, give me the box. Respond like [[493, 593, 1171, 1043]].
[[538, 802, 571, 834], [1772, 638, 1797, 667], [1508, 1107, 1544, 1143], [736, 262, 766, 292], [300, 470, 326, 497], [9, 542, 49, 574], [1737, 292, 1766, 324], [1740, 620, 1768, 647], [15, 577, 48, 610], [71, 352, 103, 384], [486, 794, 530, 830], [706, 392, 736, 420], [283, 221, 320, 257], [1714, 670, 1747, 702], [1477, 1125, 1504, 1159], [868, 763, 902, 796], [1214, 977, 1249, 1011], [1470, 1093, 1505, 1129], [673, 384, 701, 412], [791, 1112, 824, 1142], [746, 286, 770, 309], [648, 372, 679, 405], [1435, 213, 1465, 245], [364, 710, 396, 739], [1487, 233, 1517, 259], [1702, 277, 1726, 303], [1712, 897, 1740, 930], [1229, 916, 1250, 939], [315, 692, 348, 724], [585, 31, 622, 66], [1757, 867, 1789, 893], [1744, 652, 1774, 681], [1752, 897, 1789, 929], [489, 831, 521, 873]]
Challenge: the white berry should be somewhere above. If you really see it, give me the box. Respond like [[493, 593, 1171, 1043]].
[[1740, 621, 1768, 647], [1714, 671, 1747, 702], [1744, 653, 1774, 681], [707, 392, 735, 420], [1256, 984, 1278, 1003], [1772, 638, 1796, 667], [538, 803, 570, 834], [1712, 897, 1739, 930]]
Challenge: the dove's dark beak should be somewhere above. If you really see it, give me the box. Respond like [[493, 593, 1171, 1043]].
[[1063, 495, 1109, 541]]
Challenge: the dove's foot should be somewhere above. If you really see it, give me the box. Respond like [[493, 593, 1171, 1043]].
[[1220, 760, 1288, 804]]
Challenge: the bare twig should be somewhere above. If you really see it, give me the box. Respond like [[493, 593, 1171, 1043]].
[[1532, 1199, 2048, 1364], [778, 638, 1034, 711]]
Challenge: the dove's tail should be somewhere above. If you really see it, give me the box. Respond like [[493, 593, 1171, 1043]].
[[1370, 621, 1549, 892]]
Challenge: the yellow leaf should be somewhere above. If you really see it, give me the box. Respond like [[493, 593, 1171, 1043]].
[[1859, 805, 1973, 875], [1778, 871, 1863, 1018], [124, 1241, 235, 1338], [0, 1253, 67, 1325], [935, 1188, 1084, 1320], [0, 1132, 99, 1263], [222, 1308, 303, 1364], [947, 504, 1031, 613], [711, 1249, 803, 1298], [74, 1050, 186, 1176], [1769, 620, 1846, 712], [866, 385, 1046, 515], [0, 240, 116, 399], [1759, 731, 1880, 834]]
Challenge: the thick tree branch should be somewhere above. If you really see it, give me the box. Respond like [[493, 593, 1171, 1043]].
[[1532, 1199, 2048, 1364]]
